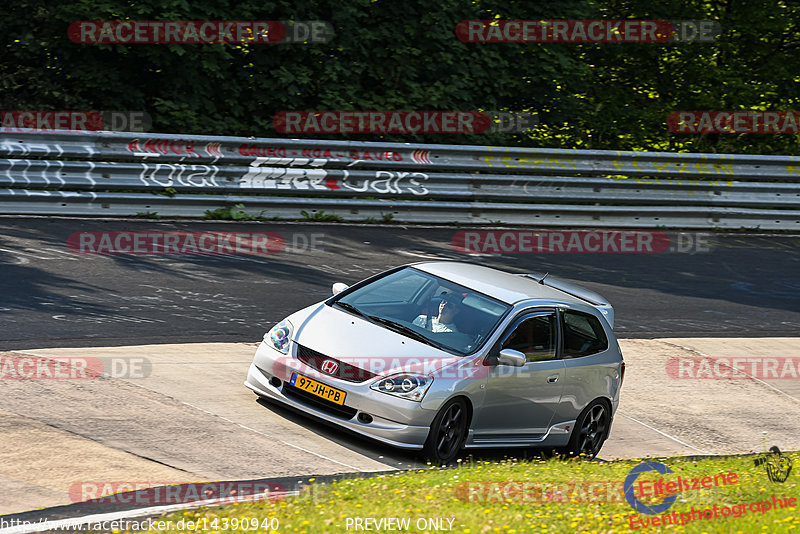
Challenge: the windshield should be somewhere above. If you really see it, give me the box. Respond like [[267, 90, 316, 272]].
[[333, 267, 510, 355]]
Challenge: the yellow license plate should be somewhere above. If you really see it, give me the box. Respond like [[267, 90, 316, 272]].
[[290, 373, 347, 405]]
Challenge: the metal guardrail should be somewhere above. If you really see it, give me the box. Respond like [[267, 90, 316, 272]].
[[1, 129, 799, 228]]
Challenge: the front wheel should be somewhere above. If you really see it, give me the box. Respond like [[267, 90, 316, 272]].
[[563, 400, 610, 459], [423, 398, 468, 464]]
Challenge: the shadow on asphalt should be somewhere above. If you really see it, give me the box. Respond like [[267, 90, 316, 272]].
[[2, 220, 800, 348], [254, 397, 558, 472]]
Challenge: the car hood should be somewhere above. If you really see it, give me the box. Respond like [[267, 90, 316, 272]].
[[288, 303, 461, 376]]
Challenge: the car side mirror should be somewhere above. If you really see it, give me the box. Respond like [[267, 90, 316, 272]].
[[332, 282, 349, 296], [497, 348, 526, 367]]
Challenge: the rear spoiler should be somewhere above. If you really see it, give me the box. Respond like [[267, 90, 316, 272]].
[[522, 273, 615, 329]]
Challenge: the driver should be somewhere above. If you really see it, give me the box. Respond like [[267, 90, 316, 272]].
[[413, 292, 464, 333]]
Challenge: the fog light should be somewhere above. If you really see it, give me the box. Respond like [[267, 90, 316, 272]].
[[357, 413, 373, 424], [270, 377, 282, 388]]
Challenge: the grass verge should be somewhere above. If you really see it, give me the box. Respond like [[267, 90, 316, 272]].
[[124, 452, 799, 533]]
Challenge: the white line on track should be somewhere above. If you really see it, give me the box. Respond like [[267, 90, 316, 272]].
[[182, 402, 367, 472], [78, 355, 370, 474], [617, 412, 709, 454]]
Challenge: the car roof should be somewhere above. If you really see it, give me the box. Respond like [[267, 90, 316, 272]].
[[411, 261, 586, 306]]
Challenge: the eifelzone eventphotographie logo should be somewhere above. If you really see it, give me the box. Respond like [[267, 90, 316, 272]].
[[754, 446, 793, 483]]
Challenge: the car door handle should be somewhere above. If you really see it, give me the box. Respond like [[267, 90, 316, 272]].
[[547, 375, 559, 383]]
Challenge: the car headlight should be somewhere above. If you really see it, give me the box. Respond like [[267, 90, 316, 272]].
[[370, 373, 432, 401], [265, 320, 293, 354]]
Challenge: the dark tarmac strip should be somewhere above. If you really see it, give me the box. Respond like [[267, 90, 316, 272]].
[[1, 218, 799, 349]]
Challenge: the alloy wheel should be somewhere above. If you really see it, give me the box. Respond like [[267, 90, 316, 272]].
[[577, 404, 608, 457]]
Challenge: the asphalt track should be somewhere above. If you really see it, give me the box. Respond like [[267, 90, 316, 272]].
[[1, 218, 799, 349], [0, 218, 799, 522], [2, 337, 800, 520]]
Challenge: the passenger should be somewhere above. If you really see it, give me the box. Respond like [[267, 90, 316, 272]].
[[413, 292, 464, 333]]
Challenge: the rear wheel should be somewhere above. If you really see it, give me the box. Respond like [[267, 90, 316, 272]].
[[423, 398, 468, 464], [563, 400, 610, 459]]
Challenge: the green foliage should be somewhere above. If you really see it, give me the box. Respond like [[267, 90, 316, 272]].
[[364, 213, 393, 223], [569, 0, 800, 154], [154, 187, 178, 198], [134, 211, 160, 218], [138, 453, 800, 534], [3, 0, 800, 154], [205, 203, 259, 220], [300, 209, 342, 221]]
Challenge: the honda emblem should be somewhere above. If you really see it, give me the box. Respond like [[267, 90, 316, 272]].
[[320, 359, 339, 375]]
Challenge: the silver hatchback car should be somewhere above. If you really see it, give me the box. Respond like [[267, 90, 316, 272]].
[[245, 262, 625, 463]]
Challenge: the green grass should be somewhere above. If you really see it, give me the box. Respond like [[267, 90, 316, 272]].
[[205, 204, 262, 220], [129, 452, 799, 533], [133, 211, 161, 219], [300, 209, 343, 222]]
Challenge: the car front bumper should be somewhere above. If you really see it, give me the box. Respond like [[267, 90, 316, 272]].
[[244, 342, 433, 449]]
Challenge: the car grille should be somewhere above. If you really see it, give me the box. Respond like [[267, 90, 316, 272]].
[[296, 344, 377, 383], [283, 383, 358, 420]]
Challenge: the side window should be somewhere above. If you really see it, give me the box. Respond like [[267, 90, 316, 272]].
[[502, 313, 557, 361], [562, 310, 608, 358]]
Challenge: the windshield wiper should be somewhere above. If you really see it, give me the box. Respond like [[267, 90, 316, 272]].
[[366, 315, 441, 348], [335, 301, 368, 318]]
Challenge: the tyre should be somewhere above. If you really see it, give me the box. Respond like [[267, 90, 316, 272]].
[[423, 398, 468, 464], [563, 399, 610, 459]]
